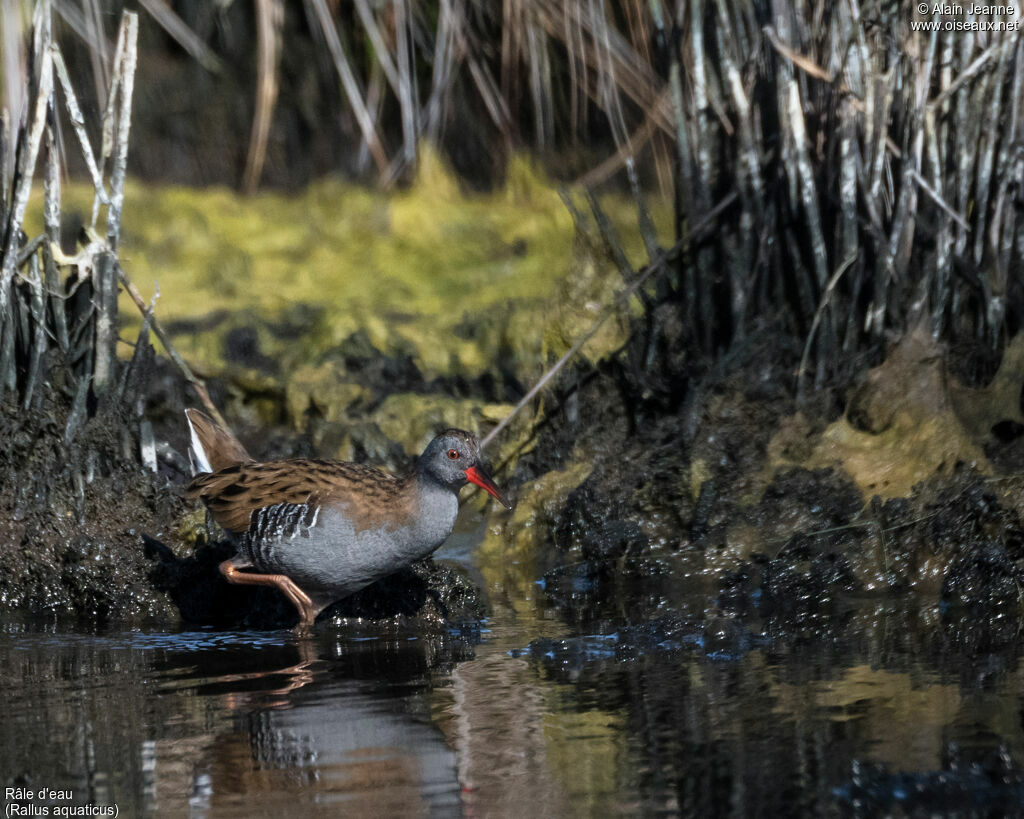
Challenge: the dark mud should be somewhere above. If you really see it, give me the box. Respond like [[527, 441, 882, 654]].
[[521, 325, 1024, 634], [146, 527, 484, 631], [0, 359, 181, 620]]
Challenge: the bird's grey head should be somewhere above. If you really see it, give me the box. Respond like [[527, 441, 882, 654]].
[[419, 429, 511, 509]]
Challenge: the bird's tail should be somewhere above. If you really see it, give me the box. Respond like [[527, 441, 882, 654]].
[[184, 408, 254, 474]]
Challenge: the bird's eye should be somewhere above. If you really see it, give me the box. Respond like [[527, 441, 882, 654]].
[[447, 448, 460, 460]]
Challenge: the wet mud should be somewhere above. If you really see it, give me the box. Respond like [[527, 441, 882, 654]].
[[0, 357, 180, 620], [513, 325, 1024, 634]]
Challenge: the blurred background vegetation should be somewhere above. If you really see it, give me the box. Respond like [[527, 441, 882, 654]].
[[2, 0, 1023, 430], [4, 0, 688, 190]]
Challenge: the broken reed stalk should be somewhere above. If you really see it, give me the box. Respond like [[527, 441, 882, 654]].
[[241, 0, 281, 194], [104, 11, 137, 252]]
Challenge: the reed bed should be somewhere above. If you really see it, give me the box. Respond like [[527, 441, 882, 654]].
[[0, 4, 137, 414], [0, 2, 224, 469], [137, 2, 1024, 387], [655, 3, 1024, 396], [4, 1, 1023, 422]]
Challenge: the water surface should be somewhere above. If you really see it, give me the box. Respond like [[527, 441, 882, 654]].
[[3, 550, 1024, 817]]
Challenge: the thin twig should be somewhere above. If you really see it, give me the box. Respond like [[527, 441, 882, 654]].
[[116, 263, 229, 429], [797, 252, 859, 401], [928, 40, 1002, 110], [309, 0, 389, 174], [51, 47, 107, 203], [572, 98, 664, 188], [909, 168, 970, 231], [136, 0, 223, 73], [481, 190, 737, 449]]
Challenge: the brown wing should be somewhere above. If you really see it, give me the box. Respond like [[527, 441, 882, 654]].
[[185, 458, 414, 534]]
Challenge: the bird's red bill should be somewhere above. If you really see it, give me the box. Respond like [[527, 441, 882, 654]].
[[465, 466, 512, 509]]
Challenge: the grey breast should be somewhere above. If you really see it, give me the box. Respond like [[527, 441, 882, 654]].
[[243, 484, 460, 601]]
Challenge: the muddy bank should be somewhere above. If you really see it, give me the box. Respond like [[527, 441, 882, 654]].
[[0, 380, 182, 621], [492, 324, 1024, 630], [5, 174, 1024, 635]]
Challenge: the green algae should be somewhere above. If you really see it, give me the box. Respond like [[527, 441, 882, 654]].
[[770, 327, 993, 500], [26, 149, 671, 482], [285, 362, 368, 429], [30, 148, 670, 387], [370, 393, 517, 456]]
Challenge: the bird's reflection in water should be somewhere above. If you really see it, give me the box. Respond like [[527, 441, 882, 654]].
[[151, 631, 471, 817], [197, 638, 321, 711]]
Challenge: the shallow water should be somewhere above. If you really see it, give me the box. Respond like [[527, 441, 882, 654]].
[[4, 541, 1024, 818]]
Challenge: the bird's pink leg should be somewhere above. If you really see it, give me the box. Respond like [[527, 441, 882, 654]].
[[219, 559, 319, 629]]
